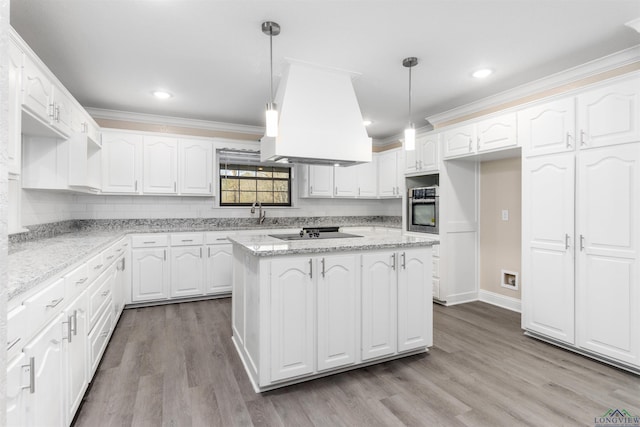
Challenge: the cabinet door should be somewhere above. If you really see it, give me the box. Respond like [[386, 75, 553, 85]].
[[361, 252, 397, 360], [418, 133, 439, 172], [397, 248, 432, 352], [205, 244, 233, 294], [50, 86, 73, 137], [355, 160, 377, 198], [131, 248, 170, 302], [518, 98, 575, 157], [113, 256, 127, 318], [577, 77, 640, 150], [24, 313, 65, 427], [334, 166, 358, 197], [22, 54, 53, 124], [269, 257, 314, 382], [442, 124, 475, 159], [308, 165, 334, 197], [576, 144, 640, 365], [170, 246, 204, 298], [65, 293, 88, 423], [476, 112, 517, 152], [317, 254, 357, 371], [522, 153, 575, 344], [377, 151, 398, 197], [6, 353, 27, 427], [8, 39, 23, 176], [102, 132, 142, 193], [143, 136, 178, 193], [405, 145, 418, 174], [179, 139, 213, 195]]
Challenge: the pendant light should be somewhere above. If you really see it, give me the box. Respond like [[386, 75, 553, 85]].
[[262, 21, 280, 138], [403, 57, 418, 151]]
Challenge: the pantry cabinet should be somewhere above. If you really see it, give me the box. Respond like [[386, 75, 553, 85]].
[[518, 98, 576, 157], [102, 132, 143, 194]]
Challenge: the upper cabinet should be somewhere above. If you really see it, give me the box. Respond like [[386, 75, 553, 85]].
[[22, 52, 54, 127], [377, 149, 404, 198], [102, 132, 143, 194], [333, 165, 358, 197], [520, 74, 640, 158], [406, 132, 439, 174], [8, 38, 23, 177], [442, 112, 518, 160], [179, 139, 213, 195], [143, 136, 178, 194]]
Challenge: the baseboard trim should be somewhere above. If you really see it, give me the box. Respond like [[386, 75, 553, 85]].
[[478, 289, 521, 313]]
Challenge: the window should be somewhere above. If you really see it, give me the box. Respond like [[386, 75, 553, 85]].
[[220, 163, 291, 206]]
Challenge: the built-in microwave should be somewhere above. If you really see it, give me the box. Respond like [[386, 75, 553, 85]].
[[408, 186, 439, 234]]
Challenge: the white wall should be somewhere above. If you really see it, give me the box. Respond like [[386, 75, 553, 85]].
[[21, 190, 401, 225]]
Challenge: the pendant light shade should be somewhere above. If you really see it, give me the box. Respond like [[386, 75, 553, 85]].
[[402, 57, 418, 151], [262, 21, 280, 138]]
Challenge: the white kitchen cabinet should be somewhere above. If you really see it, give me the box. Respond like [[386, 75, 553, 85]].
[[205, 242, 233, 294], [397, 248, 433, 352], [88, 308, 114, 377], [355, 160, 377, 197], [179, 138, 213, 195], [377, 149, 403, 198], [576, 144, 640, 365], [361, 252, 397, 360], [317, 254, 358, 371], [131, 247, 170, 302], [333, 165, 358, 197], [522, 153, 576, 344], [22, 51, 53, 126], [6, 352, 27, 427], [269, 257, 315, 382], [102, 132, 143, 193], [113, 253, 128, 321], [68, 130, 101, 192], [8, 37, 23, 177], [576, 77, 640, 149], [64, 292, 89, 424], [50, 85, 74, 137], [431, 244, 441, 299], [442, 123, 475, 159], [170, 245, 205, 298], [406, 133, 440, 174], [143, 136, 179, 194], [518, 97, 576, 157], [23, 313, 65, 427], [308, 165, 334, 197], [476, 112, 517, 152]]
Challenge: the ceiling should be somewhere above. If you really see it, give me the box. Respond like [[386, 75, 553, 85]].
[[10, 1, 640, 140]]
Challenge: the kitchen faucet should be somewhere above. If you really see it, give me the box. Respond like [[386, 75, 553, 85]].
[[251, 201, 266, 224]]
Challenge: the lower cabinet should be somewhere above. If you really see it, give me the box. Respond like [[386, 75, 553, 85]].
[[205, 243, 233, 294], [64, 292, 89, 423], [170, 245, 204, 298], [6, 352, 28, 426], [131, 246, 170, 302]]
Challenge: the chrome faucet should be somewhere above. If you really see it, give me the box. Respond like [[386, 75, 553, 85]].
[[251, 201, 266, 224]]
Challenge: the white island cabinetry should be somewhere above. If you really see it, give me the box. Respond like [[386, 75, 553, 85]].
[[230, 231, 435, 392]]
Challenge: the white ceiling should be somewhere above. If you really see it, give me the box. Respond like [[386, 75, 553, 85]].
[[10, 0, 640, 140]]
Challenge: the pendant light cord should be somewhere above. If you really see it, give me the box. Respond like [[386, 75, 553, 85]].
[[408, 65, 412, 123], [269, 27, 274, 103]]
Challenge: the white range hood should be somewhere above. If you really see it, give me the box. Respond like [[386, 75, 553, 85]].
[[260, 61, 372, 166]]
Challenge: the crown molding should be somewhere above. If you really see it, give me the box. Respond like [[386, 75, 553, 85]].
[[427, 45, 640, 125], [85, 108, 265, 135]]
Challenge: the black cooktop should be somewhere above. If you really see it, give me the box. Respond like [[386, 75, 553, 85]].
[[269, 227, 362, 241]]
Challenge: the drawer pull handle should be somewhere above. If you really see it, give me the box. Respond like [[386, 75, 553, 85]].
[[72, 310, 78, 336], [22, 357, 35, 394], [7, 337, 20, 350], [116, 248, 123, 252], [101, 291, 110, 297], [106, 255, 115, 260], [182, 239, 194, 242], [46, 298, 63, 308], [216, 238, 228, 241], [93, 264, 104, 270], [76, 277, 89, 284], [101, 331, 109, 338], [143, 241, 156, 244], [401, 252, 406, 269]]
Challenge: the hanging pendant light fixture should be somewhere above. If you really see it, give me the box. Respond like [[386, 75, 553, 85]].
[[403, 57, 418, 151], [262, 21, 280, 138]]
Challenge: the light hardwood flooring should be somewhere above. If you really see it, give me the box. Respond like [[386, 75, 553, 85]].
[[74, 300, 640, 426]]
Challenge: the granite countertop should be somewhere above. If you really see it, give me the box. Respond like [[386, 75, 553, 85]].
[[8, 221, 404, 302], [228, 228, 439, 257]]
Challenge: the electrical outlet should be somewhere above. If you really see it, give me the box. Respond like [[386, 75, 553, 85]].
[[501, 209, 509, 221]]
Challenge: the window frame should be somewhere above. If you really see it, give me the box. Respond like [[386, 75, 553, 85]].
[[218, 162, 292, 207]]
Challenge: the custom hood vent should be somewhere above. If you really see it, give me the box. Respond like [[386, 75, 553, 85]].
[[260, 61, 372, 166]]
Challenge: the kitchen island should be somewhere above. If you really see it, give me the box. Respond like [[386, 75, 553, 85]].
[[229, 227, 438, 392]]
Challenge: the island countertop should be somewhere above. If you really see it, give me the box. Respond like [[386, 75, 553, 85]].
[[227, 227, 439, 257]]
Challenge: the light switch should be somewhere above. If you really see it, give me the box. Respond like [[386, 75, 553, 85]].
[[501, 209, 509, 221]]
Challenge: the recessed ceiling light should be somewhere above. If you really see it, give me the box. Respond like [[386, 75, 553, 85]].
[[472, 68, 493, 79], [153, 90, 173, 99], [363, 120, 373, 126]]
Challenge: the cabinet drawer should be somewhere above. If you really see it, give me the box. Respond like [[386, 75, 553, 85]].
[[432, 258, 440, 278], [88, 308, 113, 377], [23, 278, 65, 339], [171, 233, 204, 246], [7, 305, 27, 359], [205, 232, 233, 244], [65, 263, 90, 301], [86, 252, 105, 282], [131, 234, 169, 248], [88, 269, 113, 331]]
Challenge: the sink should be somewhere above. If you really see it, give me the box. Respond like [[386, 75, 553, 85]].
[[269, 231, 363, 241]]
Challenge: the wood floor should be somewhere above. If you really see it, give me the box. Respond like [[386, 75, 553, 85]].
[[74, 299, 640, 427]]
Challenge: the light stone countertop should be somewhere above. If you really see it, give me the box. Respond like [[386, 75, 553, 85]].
[[8, 223, 409, 302], [228, 228, 439, 257]]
